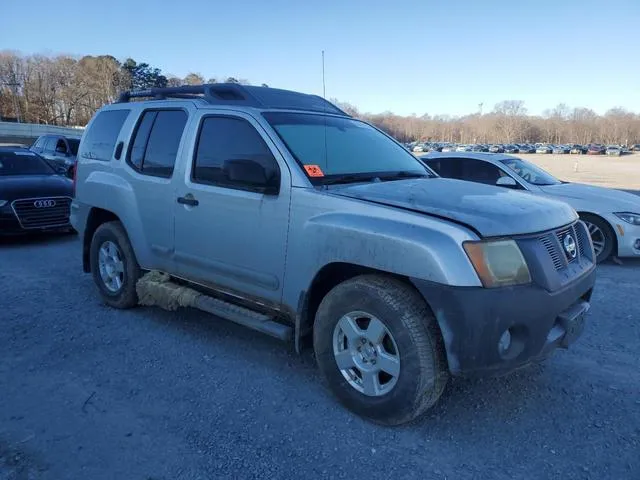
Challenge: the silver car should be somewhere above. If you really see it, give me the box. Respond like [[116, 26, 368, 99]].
[[71, 84, 596, 425]]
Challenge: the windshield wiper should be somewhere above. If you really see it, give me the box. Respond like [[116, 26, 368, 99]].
[[319, 171, 430, 187], [320, 174, 380, 186], [376, 171, 431, 181]]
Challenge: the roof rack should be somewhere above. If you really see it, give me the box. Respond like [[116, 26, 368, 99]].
[[115, 83, 349, 116]]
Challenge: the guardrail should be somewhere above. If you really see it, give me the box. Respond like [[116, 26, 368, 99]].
[[0, 121, 85, 146]]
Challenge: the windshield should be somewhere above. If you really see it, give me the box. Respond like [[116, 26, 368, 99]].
[[263, 112, 432, 183], [68, 139, 80, 155], [500, 157, 561, 186], [0, 150, 55, 176]]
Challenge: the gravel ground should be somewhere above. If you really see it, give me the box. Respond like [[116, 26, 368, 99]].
[[1, 234, 639, 480]]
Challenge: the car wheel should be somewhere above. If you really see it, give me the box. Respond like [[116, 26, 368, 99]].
[[90, 221, 141, 308], [580, 214, 615, 263], [313, 275, 449, 426]]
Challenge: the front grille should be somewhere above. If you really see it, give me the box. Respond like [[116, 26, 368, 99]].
[[11, 196, 72, 229], [539, 222, 588, 270], [540, 235, 563, 270]]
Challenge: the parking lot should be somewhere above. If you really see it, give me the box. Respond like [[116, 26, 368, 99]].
[[1, 227, 639, 479]]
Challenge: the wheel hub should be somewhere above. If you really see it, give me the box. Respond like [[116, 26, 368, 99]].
[[357, 340, 378, 364], [332, 311, 401, 397], [98, 240, 124, 293]]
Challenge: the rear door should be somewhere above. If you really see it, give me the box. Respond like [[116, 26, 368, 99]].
[[123, 107, 192, 272], [172, 111, 291, 305]]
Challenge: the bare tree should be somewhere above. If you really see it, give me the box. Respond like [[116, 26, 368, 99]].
[[183, 73, 205, 85]]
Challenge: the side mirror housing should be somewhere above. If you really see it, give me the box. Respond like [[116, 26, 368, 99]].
[[223, 159, 279, 195], [496, 176, 518, 188]]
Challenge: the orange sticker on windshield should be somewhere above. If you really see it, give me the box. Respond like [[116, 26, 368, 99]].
[[304, 165, 325, 177]]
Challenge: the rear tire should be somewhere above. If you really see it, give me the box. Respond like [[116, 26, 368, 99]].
[[580, 214, 615, 263], [90, 221, 141, 309], [313, 275, 449, 426]]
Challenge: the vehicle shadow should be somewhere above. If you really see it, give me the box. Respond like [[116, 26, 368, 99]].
[[0, 231, 77, 248], [136, 300, 583, 429]]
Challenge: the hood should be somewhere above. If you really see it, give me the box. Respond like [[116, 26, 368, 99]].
[[331, 178, 578, 237], [539, 183, 640, 211], [0, 174, 73, 202]]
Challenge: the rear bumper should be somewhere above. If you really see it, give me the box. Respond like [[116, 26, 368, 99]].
[[411, 266, 596, 377]]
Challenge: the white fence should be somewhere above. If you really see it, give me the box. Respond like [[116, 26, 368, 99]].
[[0, 121, 85, 145]]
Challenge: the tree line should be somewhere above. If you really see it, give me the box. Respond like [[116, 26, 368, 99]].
[[0, 51, 252, 126], [334, 100, 640, 146], [1, 51, 638, 145]]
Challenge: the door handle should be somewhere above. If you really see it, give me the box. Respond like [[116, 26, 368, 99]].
[[177, 195, 199, 207]]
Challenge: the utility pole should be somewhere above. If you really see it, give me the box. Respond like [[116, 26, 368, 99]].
[[321, 50, 326, 98]]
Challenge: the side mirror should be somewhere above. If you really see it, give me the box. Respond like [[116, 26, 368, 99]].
[[223, 159, 279, 195], [496, 176, 518, 188]]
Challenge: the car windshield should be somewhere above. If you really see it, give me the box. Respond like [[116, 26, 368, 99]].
[[68, 139, 80, 155], [500, 157, 561, 185], [263, 112, 433, 184], [0, 150, 55, 176]]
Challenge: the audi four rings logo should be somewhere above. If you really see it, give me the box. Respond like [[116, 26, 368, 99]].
[[563, 234, 577, 259], [34, 199, 56, 208]]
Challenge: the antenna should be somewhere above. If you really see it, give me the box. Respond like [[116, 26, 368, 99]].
[[322, 50, 326, 98]]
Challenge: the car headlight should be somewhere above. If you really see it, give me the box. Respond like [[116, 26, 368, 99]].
[[0, 200, 7, 207], [463, 239, 531, 288], [614, 212, 640, 226]]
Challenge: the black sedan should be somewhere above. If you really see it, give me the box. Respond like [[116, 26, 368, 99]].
[[0, 147, 74, 235]]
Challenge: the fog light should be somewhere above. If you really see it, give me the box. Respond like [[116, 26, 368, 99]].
[[634, 239, 640, 250], [498, 329, 512, 354]]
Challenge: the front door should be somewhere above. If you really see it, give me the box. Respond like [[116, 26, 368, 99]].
[[172, 112, 291, 305]]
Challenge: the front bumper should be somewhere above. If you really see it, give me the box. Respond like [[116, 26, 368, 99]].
[[411, 266, 596, 377], [0, 205, 71, 235], [0, 208, 23, 235], [608, 215, 640, 257]]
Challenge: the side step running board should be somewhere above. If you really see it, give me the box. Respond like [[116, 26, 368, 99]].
[[194, 295, 292, 341], [136, 271, 293, 341]]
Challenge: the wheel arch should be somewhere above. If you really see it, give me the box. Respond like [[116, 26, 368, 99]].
[[294, 262, 441, 353], [82, 208, 120, 272], [577, 211, 618, 257]]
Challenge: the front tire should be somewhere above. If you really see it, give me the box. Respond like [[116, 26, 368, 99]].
[[580, 214, 615, 263], [90, 221, 141, 309], [313, 275, 449, 426]]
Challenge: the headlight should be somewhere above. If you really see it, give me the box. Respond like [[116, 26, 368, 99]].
[[614, 212, 640, 226], [0, 200, 7, 207], [463, 239, 531, 288]]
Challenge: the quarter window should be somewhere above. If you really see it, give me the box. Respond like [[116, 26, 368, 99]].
[[82, 110, 130, 161]]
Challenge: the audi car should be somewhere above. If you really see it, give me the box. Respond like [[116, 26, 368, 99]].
[[0, 147, 74, 235], [420, 151, 640, 263]]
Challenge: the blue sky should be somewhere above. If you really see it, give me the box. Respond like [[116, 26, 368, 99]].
[[2, 0, 639, 117]]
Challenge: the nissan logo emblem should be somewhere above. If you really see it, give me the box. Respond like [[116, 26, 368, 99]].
[[34, 199, 56, 208], [563, 234, 577, 259]]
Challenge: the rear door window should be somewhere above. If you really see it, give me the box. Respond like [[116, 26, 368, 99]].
[[127, 109, 188, 178], [81, 109, 130, 161]]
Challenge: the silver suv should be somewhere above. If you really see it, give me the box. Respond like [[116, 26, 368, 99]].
[[71, 84, 596, 425]]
